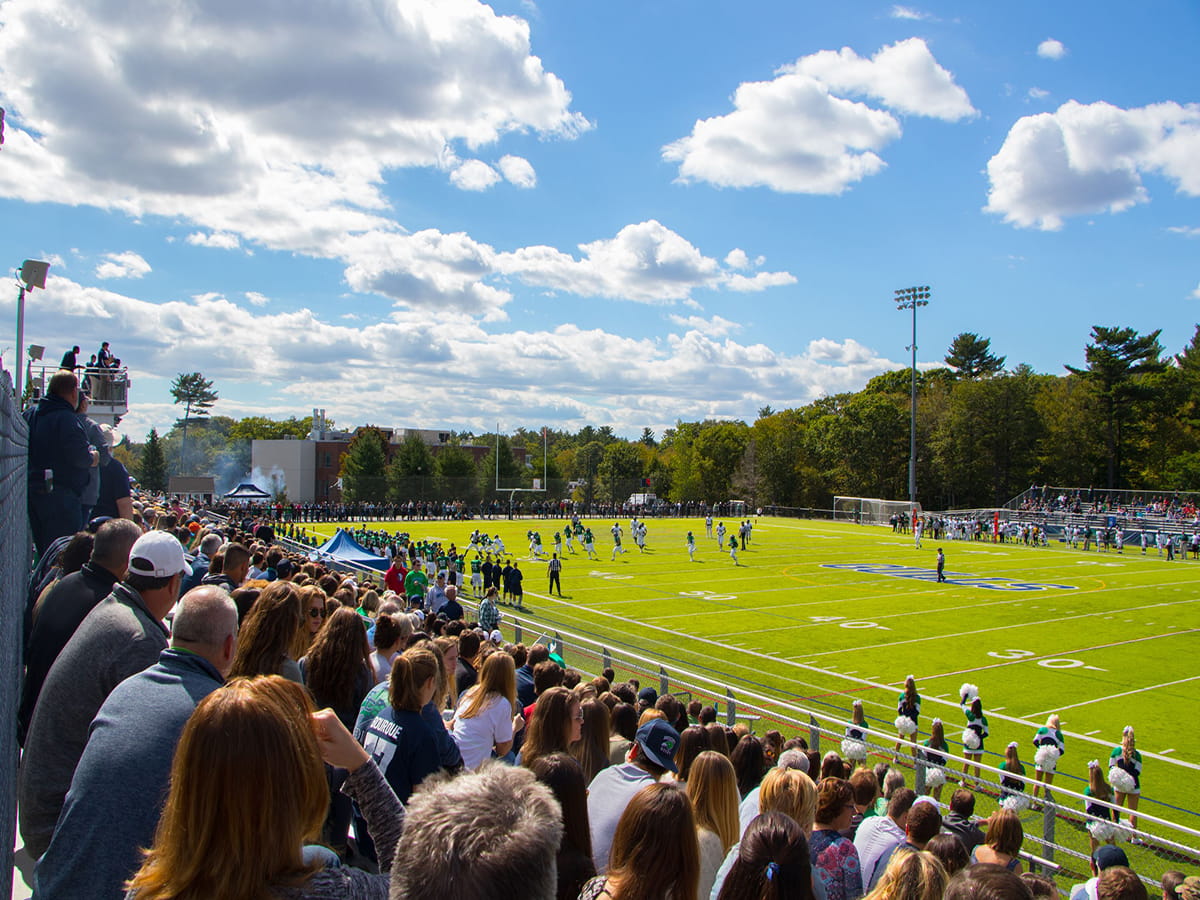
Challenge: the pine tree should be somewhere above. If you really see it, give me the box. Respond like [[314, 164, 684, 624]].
[[170, 372, 218, 474], [139, 428, 169, 492], [340, 427, 388, 502]]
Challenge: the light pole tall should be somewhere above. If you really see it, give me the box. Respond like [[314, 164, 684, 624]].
[[894, 285, 930, 510], [14, 259, 50, 401]]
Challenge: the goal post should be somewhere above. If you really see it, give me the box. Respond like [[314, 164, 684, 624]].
[[834, 496, 922, 526]]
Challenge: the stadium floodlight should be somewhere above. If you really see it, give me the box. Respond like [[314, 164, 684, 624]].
[[14, 259, 50, 401], [893, 285, 931, 510]]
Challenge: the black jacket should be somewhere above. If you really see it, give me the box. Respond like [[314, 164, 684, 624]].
[[25, 394, 93, 494]]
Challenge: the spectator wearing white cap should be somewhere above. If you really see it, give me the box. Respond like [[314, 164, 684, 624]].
[[18, 529, 188, 859]]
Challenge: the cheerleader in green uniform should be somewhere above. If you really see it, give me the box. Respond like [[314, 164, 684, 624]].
[[1084, 760, 1120, 861], [1031, 714, 1065, 800], [1109, 725, 1143, 834], [894, 674, 921, 761], [841, 699, 868, 765], [999, 742, 1030, 812], [920, 718, 949, 801], [960, 683, 987, 786]]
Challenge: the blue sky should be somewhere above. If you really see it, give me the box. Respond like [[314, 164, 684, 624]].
[[1, 0, 1197, 443]]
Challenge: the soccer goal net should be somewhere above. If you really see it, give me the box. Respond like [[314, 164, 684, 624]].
[[833, 496, 922, 526]]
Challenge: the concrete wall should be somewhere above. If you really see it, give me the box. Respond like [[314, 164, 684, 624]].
[[250, 439, 316, 503]]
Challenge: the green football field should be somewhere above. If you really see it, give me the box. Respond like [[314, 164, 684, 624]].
[[307, 515, 1200, 831]]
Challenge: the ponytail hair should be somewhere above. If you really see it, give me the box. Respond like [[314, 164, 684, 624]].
[[389, 648, 440, 712]]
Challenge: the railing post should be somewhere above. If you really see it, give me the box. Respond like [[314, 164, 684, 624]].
[[914, 754, 926, 795], [602, 647, 612, 671], [555, 631, 564, 659], [810, 715, 821, 753], [726, 688, 737, 728], [659, 666, 669, 698], [1041, 800, 1056, 873], [513, 622, 522, 643]]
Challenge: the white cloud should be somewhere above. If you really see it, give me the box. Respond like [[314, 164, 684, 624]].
[[890, 6, 932, 20], [725, 249, 751, 269], [986, 100, 1200, 230], [244, 291, 270, 307], [0, 0, 589, 253], [498, 154, 537, 188], [1037, 39, 1067, 60], [5, 275, 909, 439], [450, 159, 502, 191], [724, 271, 798, 292], [1192, 282, 1200, 300], [663, 38, 974, 195], [1168, 226, 1200, 238], [667, 314, 743, 337], [186, 231, 241, 250], [94, 251, 151, 280], [496, 220, 794, 304], [1028, 87, 1050, 100], [786, 38, 976, 121]]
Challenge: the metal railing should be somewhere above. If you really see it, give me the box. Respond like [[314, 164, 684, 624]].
[[462, 599, 1199, 893]]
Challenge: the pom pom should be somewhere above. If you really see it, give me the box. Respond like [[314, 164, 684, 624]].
[[895, 716, 918, 736], [959, 683, 979, 706], [1109, 767, 1137, 794], [924, 767, 946, 789], [841, 739, 868, 761], [1088, 820, 1118, 842], [1001, 794, 1030, 813], [1034, 746, 1061, 771], [962, 729, 981, 751]]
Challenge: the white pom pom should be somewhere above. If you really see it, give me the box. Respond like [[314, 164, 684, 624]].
[[1001, 794, 1031, 813], [924, 767, 946, 789], [962, 729, 981, 751], [1113, 823, 1134, 843], [1088, 820, 1117, 842], [959, 683, 979, 705], [1109, 767, 1137, 794], [1034, 745, 1061, 772], [841, 739, 868, 761], [895, 716, 918, 736]]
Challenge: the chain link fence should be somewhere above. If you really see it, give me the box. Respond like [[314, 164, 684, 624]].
[[1, 370, 31, 900]]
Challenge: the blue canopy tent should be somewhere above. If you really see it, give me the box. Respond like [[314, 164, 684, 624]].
[[311, 528, 389, 572]]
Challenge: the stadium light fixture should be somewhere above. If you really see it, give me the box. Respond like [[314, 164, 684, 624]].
[[14, 259, 50, 401], [894, 286, 931, 511]]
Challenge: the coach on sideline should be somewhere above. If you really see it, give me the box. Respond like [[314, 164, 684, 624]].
[[33, 586, 238, 899]]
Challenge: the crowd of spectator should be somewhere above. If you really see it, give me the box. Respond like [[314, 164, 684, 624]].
[[16, 475, 1195, 899]]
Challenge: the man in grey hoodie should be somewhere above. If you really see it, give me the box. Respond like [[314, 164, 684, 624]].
[[18, 530, 187, 859], [33, 586, 238, 899]]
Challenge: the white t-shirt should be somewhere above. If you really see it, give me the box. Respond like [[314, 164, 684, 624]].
[[371, 650, 396, 685], [450, 691, 514, 770]]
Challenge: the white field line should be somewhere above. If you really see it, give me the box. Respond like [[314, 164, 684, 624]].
[[789, 595, 1200, 660], [1023, 675, 1200, 718], [520, 585, 1200, 770], [918, 628, 1200, 682]]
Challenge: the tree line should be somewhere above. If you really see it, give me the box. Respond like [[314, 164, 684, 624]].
[[124, 325, 1200, 510]]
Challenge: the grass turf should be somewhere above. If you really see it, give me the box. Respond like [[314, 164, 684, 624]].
[[305, 515, 1200, 856]]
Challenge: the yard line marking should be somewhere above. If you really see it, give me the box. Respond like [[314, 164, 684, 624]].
[[1161, 749, 1177, 755], [1023, 675, 1200, 718], [992, 706, 1007, 711], [1085, 730, 1102, 736], [916, 628, 1200, 682], [794, 597, 1200, 659]]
